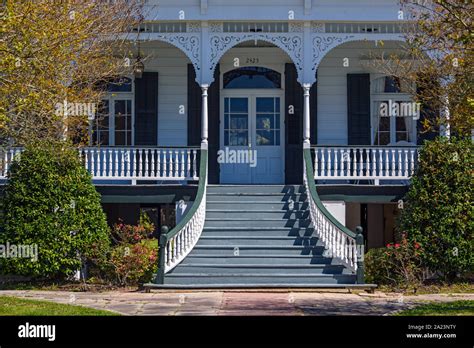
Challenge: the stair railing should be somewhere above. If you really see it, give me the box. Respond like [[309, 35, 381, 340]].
[[155, 147, 208, 284], [303, 146, 365, 283]]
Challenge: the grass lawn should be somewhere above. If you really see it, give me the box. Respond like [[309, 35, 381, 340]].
[[396, 300, 474, 316], [0, 296, 119, 316]]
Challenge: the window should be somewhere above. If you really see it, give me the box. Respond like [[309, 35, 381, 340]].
[[256, 97, 280, 146], [224, 98, 248, 146], [372, 76, 417, 145], [91, 77, 134, 146], [223, 67, 281, 89]]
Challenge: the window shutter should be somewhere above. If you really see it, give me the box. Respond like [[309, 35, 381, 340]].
[[285, 63, 303, 184], [134, 72, 158, 145], [347, 74, 371, 145]]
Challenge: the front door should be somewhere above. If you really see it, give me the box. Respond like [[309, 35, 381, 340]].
[[220, 95, 284, 184]]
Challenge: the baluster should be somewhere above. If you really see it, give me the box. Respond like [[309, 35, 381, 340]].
[[192, 150, 197, 179], [410, 149, 415, 177], [314, 149, 319, 177], [100, 150, 105, 177], [358, 149, 363, 177], [83, 150, 89, 174], [339, 149, 344, 177], [371, 149, 376, 177], [321, 149, 326, 177], [404, 149, 408, 178], [144, 149, 149, 178], [108, 150, 112, 177], [385, 149, 389, 177], [174, 151, 179, 177], [186, 150, 191, 179], [378, 149, 382, 178], [334, 149, 338, 177], [352, 148, 357, 177], [157, 150, 161, 178], [120, 150, 125, 177], [151, 149, 155, 178], [391, 149, 396, 176], [327, 148, 332, 177], [91, 149, 95, 177], [168, 150, 173, 178], [398, 149, 402, 177], [113, 150, 118, 177], [163, 151, 167, 178], [180, 150, 185, 178], [138, 149, 143, 177]]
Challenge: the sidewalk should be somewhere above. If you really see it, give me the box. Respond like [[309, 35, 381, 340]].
[[0, 290, 472, 316]]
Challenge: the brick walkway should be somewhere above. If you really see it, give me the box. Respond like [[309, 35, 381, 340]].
[[0, 290, 472, 316]]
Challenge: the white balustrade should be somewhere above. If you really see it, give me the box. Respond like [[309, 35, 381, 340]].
[[312, 146, 418, 183], [0, 148, 23, 179], [79, 147, 200, 182], [303, 154, 359, 272]]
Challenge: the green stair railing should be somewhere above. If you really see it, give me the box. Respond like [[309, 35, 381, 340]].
[[155, 147, 208, 284], [303, 146, 365, 283]]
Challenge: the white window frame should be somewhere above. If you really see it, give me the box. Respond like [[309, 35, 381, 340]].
[[371, 76, 417, 146], [90, 78, 135, 146]]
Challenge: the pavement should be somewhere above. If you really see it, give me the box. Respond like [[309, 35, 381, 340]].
[[0, 290, 472, 315]]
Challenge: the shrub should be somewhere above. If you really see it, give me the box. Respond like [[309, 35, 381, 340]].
[[397, 137, 474, 280], [0, 141, 110, 279], [365, 235, 425, 289], [101, 218, 157, 286]]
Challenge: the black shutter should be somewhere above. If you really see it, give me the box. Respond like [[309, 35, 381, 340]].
[[285, 63, 303, 184], [347, 74, 371, 145], [416, 77, 439, 145], [134, 72, 158, 145], [187, 64, 220, 183], [187, 65, 201, 146]]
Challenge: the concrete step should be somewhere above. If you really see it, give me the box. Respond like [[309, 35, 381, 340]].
[[204, 218, 311, 228], [171, 264, 350, 275], [182, 255, 341, 265], [164, 273, 357, 285], [206, 210, 309, 219], [201, 227, 315, 237], [206, 194, 307, 202], [197, 236, 321, 247], [207, 185, 305, 194], [190, 245, 326, 256], [206, 201, 308, 210]]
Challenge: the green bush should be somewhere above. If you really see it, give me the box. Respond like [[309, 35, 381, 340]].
[[397, 137, 474, 280], [365, 236, 425, 289], [0, 141, 110, 279]]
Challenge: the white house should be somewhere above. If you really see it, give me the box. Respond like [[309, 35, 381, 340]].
[[1, 0, 438, 288]]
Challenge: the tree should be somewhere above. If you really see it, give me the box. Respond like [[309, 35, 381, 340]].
[[370, 0, 473, 136], [0, 141, 110, 278], [397, 137, 473, 280], [0, 0, 146, 146]]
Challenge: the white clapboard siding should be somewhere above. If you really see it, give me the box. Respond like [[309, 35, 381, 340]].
[[317, 41, 407, 145]]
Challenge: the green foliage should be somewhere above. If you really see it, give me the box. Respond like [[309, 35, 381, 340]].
[[365, 236, 425, 289], [0, 141, 110, 279], [97, 220, 157, 286], [398, 137, 474, 280]]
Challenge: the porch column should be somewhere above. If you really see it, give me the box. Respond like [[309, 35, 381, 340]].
[[303, 84, 311, 145], [201, 84, 209, 146]]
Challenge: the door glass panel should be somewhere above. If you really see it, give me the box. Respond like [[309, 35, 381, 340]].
[[256, 97, 280, 146], [115, 99, 132, 146], [224, 98, 248, 146]]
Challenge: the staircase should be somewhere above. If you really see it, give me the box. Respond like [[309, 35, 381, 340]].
[[162, 185, 357, 287]]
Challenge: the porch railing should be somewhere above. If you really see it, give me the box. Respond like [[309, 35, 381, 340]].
[[154, 148, 208, 283], [311, 145, 419, 183], [79, 147, 200, 181], [1, 147, 200, 182], [303, 147, 364, 283]]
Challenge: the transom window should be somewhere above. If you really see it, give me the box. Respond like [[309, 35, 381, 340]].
[[223, 67, 281, 89]]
